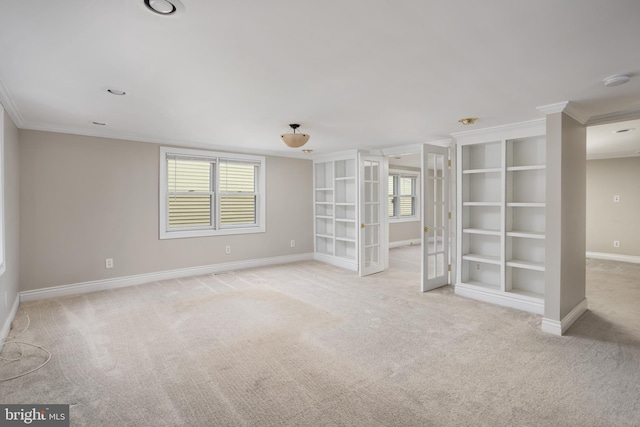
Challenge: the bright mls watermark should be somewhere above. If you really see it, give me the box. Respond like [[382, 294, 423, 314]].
[[0, 405, 69, 426]]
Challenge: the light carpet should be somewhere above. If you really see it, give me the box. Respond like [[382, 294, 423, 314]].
[[1, 246, 639, 426]]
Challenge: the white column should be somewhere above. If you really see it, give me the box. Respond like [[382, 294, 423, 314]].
[[539, 103, 588, 335]]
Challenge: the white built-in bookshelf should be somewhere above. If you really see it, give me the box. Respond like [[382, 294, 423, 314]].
[[455, 120, 546, 314], [314, 153, 358, 270]]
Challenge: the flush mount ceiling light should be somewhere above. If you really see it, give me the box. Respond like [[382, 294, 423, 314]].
[[144, 0, 182, 15], [91, 121, 107, 126], [302, 149, 314, 154], [107, 88, 126, 96], [603, 74, 631, 87], [281, 124, 310, 148], [458, 117, 478, 125], [614, 128, 635, 133]]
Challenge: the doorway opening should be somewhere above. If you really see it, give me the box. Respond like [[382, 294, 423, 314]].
[[383, 142, 453, 292]]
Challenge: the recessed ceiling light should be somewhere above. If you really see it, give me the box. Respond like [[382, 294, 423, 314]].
[[144, 0, 177, 15], [614, 128, 635, 133], [603, 74, 631, 87], [458, 117, 478, 125], [92, 121, 107, 126], [302, 149, 313, 154], [107, 88, 126, 96]]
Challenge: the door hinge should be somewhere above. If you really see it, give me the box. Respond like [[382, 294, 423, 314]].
[[448, 159, 451, 167], [448, 264, 451, 272], [448, 212, 452, 220]]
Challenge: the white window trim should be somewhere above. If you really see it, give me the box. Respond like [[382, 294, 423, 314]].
[[0, 105, 5, 277], [388, 169, 420, 223], [159, 146, 266, 239]]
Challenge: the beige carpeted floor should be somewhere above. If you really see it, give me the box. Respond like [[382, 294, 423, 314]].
[[1, 246, 639, 426]]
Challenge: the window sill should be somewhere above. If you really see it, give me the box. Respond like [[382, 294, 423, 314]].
[[389, 217, 420, 224], [160, 225, 265, 240]]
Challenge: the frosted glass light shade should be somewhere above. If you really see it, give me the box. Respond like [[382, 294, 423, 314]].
[[280, 133, 310, 148]]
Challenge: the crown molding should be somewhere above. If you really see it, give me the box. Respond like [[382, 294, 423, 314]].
[[586, 108, 640, 126], [311, 149, 361, 162], [20, 122, 313, 160], [536, 101, 590, 125], [0, 77, 25, 127], [379, 143, 423, 156], [451, 118, 545, 144], [424, 138, 454, 148], [379, 139, 452, 157], [564, 102, 590, 125], [537, 101, 569, 115], [587, 151, 640, 160]]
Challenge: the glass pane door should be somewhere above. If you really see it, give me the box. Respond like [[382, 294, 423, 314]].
[[423, 144, 450, 291], [360, 155, 385, 276]]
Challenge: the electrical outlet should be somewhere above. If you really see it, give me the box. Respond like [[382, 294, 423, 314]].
[[290, 240, 296, 248], [225, 246, 231, 254], [613, 195, 620, 203], [614, 240, 620, 248], [476, 263, 480, 270], [105, 258, 114, 269]]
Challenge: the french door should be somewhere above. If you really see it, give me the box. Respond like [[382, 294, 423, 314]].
[[359, 154, 387, 276], [422, 144, 450, 291]]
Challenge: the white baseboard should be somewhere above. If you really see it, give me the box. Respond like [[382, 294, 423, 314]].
[[541, 298, 588, 336], [313, 252, 358, 271], [389, 239, 421, 249], [20, 253, 314, 302], [586, 252, 640, 264], [0, 294, 20, 353], [454, 284, 544, 315]]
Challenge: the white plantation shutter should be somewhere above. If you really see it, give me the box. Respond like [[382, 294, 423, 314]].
[[399, 176, 416, 216], [167, 156, 215, 228], [160, 147, 265, 239], [389, 172, 417, 219], [219, 160, 257, 226]]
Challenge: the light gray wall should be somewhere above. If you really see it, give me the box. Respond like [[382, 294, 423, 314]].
[[389, 221, 421, 243], [19, 130, 313, 291], [586, 157, 640, 256], [545, 112, 587, 321], [0, 108, 20, 325]]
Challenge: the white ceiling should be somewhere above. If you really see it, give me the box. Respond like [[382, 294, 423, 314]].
[[587, 119, 640, 159], [1, 0, 639, 158]]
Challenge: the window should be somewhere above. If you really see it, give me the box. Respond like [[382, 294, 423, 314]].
[[160, 147, 265, 239], [0, 105, 4, 277], [388, 170, 419, 222]]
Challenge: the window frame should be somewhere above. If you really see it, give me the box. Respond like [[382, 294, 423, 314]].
[[218, 158, 260, 230], [0, 105, 5, 277], [159, 146, 266, 239], [388, 169, 420, 223]]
